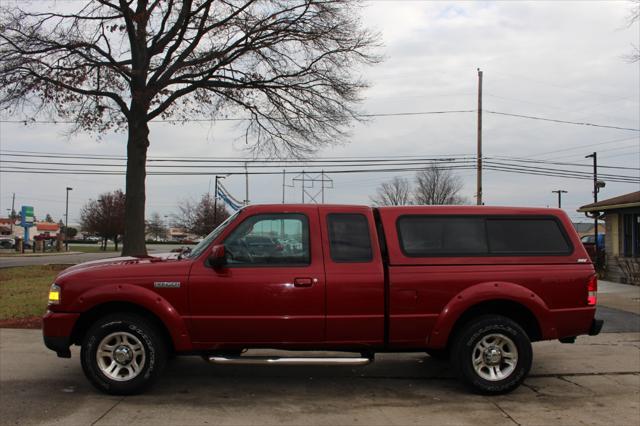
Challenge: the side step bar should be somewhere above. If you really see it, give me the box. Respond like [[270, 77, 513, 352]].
[[207, 356, 373, 366]]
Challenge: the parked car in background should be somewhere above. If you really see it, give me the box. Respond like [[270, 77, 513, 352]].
[[0, 237, 15, 249], [581, 234, 605, 263]]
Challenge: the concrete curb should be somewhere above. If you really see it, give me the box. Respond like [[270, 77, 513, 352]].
[[0, 251, 83, 258]]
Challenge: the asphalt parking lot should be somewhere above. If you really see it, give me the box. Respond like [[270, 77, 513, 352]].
[[1, 329, 639, 425], [1, 280, 638, 425]]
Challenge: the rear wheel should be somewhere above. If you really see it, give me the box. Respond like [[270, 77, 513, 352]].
[[81, 313, 167, 395], [452, 315, 532, 394]]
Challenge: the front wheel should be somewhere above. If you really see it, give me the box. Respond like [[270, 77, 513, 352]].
[[81, 313, 167, 395], [452, 315, 532, 395]]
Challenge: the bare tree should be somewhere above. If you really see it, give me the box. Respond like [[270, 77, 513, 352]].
[[370, 176, 412, 206], [413, 167, 467, 205], [146, 212, 167, 241], [80, 190, 126, 251], [175, 193, 230, 237], [625, 0, 640, 63], [0, 1, 380, 256]]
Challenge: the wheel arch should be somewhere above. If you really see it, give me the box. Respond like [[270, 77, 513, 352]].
[[71, 301, 174, 352], [429, 281, 554, 349], [447, 299, 542, 348], [67, 283, 193, 352]]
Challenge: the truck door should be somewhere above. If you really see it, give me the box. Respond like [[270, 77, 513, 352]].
[[187, 207, 326, 344], [320, 206, 385, 346]]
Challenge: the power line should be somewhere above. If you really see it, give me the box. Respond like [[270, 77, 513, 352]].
[[1, 108, 638, 131], [487, 156, 640, 171], [2, 150, 636, 171], [508, 136, 639, 159], [0, 109, 475, 124], [0, 164, 479, 176], [2, 162, 637, 183], [0, 151, 476, 163], [484, 110, 640, 132]]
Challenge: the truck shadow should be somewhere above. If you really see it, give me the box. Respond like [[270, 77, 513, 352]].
[[152, 353, 463, 398]]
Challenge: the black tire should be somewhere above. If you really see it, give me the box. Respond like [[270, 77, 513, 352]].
[[451, 315, 532, 395], [81, 313, 167, 395]]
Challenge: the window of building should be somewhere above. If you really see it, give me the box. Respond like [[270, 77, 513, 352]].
[[622, 213, 640, 258]]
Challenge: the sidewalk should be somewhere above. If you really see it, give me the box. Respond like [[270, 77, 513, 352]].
[[598, 279, 640, 314]]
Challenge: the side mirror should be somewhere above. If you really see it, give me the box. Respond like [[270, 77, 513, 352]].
[[208, 244, 227, 269]]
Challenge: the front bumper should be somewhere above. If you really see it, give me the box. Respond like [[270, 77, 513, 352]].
[[42, 311, 80, 358]]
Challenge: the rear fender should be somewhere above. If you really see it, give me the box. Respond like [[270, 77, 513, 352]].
[[67, 283, 193, 351], [429, 281, 556, 348]]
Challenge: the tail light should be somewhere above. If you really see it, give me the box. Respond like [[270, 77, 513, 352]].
[[587, 275, 597, 306]]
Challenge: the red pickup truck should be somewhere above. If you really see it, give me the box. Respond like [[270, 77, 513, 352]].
[[43, 204, 602, 395]]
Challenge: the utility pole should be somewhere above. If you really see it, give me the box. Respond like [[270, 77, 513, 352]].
[[282, 169, 286, 203], [476, 68, 483, 205], [301, 171, 305, 203], [551, 189, 568, 208], [65, 187, 73, 251], [321, 170, 325, 203], [244, 162, 249, 205], [10, 192, 15, 233], [585, 152, 602, 268]]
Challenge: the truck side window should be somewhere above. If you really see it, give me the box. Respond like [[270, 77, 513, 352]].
[[396, 215, 572, 257], [486, 218, 571, 254], [397, 216, 487, 256], [224, 214, 310, 266], [327, 214, 373, 262]]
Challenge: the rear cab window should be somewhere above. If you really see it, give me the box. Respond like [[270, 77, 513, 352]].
[[327, 213, 373, 262]]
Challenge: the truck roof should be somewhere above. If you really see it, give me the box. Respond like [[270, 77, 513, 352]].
[[243, 204, 566, 216]]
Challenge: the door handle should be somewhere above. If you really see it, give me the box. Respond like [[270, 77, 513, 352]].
[[293, 277, 315, 287]]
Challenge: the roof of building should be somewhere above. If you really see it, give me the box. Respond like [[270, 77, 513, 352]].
[[573, 223, 594, 233], [578, 191, 640, 213]]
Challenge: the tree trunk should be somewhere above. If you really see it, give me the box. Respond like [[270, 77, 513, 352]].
[[122, 108, 149, 256]]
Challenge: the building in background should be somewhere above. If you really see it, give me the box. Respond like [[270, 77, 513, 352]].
[[578, 191, 640, 285], [0, 218, 14, 236], [572, 222, 606, 239]]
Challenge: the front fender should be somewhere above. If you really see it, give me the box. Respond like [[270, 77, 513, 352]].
[[68, 283, 193, 352], [428, 281, 557, 348]]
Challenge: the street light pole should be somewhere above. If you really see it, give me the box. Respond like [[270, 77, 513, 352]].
[[476, 68, 483, 206], [213, 175, 226, 228], [551, 189, 568, 208], [65, 187, 73, 251], [585, 152, 602, 268]]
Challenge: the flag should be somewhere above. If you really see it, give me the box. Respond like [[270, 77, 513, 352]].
[[217, 183, 243, 211]]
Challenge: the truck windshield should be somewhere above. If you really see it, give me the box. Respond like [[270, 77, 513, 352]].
[[186, 210, 241, 259]]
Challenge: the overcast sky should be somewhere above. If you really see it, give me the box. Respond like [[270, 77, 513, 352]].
[[1, 0, 638, 225]]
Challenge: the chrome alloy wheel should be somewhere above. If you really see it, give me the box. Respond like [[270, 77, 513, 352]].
[[96, 332, 146, 381], [472, 333, 518, 381]]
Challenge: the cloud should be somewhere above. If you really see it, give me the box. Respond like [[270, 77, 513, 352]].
[[1, 0, 638, 223]]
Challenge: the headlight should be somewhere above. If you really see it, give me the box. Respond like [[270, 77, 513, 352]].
[[48, 284, 61, 305]]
